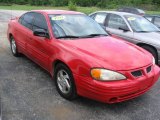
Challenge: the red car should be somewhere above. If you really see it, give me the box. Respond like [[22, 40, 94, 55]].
[[7, 10, 160, 103]]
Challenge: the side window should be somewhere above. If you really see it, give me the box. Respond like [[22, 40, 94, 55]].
[[154, 17, 160, 27], [19, 12, 34, 30], [94, 13, 107, 25], [108, 14, 128, 29], [32, 13, 48, 31]]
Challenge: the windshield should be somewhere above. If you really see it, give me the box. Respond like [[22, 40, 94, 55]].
[[125, 15, 160, 32], [49, 14, 108, 39]]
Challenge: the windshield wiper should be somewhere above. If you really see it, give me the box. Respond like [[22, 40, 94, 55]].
[[56, 34, 108, 39], [82, 34, 108, 38], [56, 35, 80, 39]]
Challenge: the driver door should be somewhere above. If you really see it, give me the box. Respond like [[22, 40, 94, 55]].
[[26, 12, 51, 71]]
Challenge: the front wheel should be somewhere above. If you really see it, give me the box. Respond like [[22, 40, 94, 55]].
[[54, 63, 77, 100], [10, 36, 20, 57]]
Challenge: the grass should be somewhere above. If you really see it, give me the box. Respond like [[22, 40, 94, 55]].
[[0, 4, 107, 14], [0, 4, 160, 15]]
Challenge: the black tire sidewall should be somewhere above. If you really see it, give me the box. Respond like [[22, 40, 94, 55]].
[[142, 46, 158, 64], [54, 63, 77, 100]]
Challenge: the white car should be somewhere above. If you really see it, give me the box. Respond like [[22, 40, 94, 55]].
[[89, 11, 160, 65]]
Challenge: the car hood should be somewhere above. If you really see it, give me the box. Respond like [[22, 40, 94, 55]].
[[60, 36, 152, 71], [134, 32, 160, 46]]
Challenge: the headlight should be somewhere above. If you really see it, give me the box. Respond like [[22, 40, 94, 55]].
[[91, 68, 126, 81], [152, 57, 155, 65]]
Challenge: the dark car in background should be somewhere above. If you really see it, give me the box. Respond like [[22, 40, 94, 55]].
[[117, 7, 145, 16], [145, 15, 160, 28]]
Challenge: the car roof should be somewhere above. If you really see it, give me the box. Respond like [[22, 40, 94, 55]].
[[91, 11, 139, 16], [31, 10, 84, 15]]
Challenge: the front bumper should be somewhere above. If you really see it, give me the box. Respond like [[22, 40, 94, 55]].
[[74, 65, 160, 104]]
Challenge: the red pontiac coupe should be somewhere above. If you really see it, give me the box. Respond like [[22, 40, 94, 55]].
[[7, 10, 160, 103]]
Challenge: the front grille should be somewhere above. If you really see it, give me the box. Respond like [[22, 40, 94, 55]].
[[146, 66, 152, 73], [131, 65, 152, 78], [131, 70, 142, 77]]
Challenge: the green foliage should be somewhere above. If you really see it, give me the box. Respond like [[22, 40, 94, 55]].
[[68, 1, 77, 11], [96, 0, 106, 8], [0, 0, 160, 10], [153, 0, 160, 4], [1, 4, 160, 15]]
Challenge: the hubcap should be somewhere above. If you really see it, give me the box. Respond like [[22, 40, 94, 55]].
[[57, 70, 71, 94], [11, 39, 16, 54]]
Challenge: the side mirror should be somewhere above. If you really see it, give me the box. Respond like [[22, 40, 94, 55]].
[[33, 29, 49, 38], [119, 26, 130, 32]]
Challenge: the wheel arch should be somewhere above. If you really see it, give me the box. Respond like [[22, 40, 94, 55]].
[[9, 33, 13, 41], [137, 43, 158, 63], [51, 59, 72, 77], [137, 43, 158, 55]]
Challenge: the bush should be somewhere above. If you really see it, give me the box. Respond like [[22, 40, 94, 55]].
[[68, 1, 77, 11], [16, 0, 27, 5], [96, 1, 106, 8]]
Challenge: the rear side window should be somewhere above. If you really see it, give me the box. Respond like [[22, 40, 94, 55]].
[[19, 12, 34, 30], [32, 13, 48, 31], [94, 13, 108, 25]]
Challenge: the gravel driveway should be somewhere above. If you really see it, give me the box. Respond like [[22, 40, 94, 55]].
[[0, 10, 160, 120]]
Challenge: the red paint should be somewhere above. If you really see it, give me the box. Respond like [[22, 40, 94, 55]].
[[7, 10, 160, 103]]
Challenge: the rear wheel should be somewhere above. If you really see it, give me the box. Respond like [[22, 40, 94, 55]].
[[10, 36, 20, 57], [54, 63, 77, 100], [141, 45, 158, 64]]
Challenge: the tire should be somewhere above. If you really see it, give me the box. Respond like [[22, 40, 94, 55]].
[[10, 36, 20, 57], [141, 45, 158, 64], [54, 63, 77, 100]]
